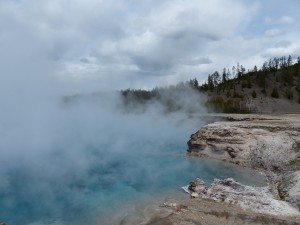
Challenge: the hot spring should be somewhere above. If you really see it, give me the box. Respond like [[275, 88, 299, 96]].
[[0, 96, 266, 225]]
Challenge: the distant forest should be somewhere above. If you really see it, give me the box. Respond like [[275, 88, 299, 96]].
[[121, 55, 300, 113]]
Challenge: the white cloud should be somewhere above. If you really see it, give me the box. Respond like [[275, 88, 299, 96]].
[[264, 28, 281, 37], [263, 15, 294, 25], [264, 40, 300, 57], [278, 16, 294, 24]]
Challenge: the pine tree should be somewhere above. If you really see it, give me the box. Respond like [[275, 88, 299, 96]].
[[254, 65, 257, 73], [271, 88, 279, 98], [210, 71, 220, 87], [287, 55, 293, 67], [274, 57, 279, 69], [222, 68, 227, 84], [207, 74, 214, 91], [227, 69, 231, 80]]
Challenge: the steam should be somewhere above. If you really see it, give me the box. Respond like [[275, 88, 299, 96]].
[[0, 75, 208, 224]]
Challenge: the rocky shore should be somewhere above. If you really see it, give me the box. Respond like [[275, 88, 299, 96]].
[[187, 114, 300, 209], [187, 114, 300, 172], [141, 114, 300, 225]]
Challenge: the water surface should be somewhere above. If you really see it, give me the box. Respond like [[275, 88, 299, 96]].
[[0, 106, 265, 225]]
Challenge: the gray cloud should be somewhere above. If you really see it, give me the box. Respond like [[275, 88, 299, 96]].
[[0, 0, 299, 91], [178, 57, 213, 66]]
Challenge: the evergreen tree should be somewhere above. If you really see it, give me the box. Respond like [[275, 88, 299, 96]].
[[253, 65, 257, 73], [189, 78, 199, 89], [222, 68, 227, 84], [211, 71, 221, 87], [227, 69, 231, 80], [207, 74, 214, 91], [274, 57, 279, 69], [287, 55, 293, 67], [262, 62, 268, 72], [236, 62, 241, 78], [240, 65, 245, 77], [271, 88, 279, 98]]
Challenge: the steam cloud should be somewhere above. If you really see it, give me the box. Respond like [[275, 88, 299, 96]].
[[0, 68, 208, 224]]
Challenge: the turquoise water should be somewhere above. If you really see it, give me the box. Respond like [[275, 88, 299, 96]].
[[0, 144, 265, 225], [0, 106, 266, 225]]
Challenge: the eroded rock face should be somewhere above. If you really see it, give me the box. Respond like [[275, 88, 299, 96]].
[[185, 114, 300, 220], [187, 115, 300, 171], [278, 171, 300, 210], [183, 178, 300, 217], [187, 123, 253, 165]]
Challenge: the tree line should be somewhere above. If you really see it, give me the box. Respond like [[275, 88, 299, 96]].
[[199, 55, 300, 92], [120, 55, 300, 113]]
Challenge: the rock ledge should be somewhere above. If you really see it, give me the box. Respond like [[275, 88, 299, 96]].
[[183, 177, 300, 216]]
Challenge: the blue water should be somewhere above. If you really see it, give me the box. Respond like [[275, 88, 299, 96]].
[[0, 108, 266, 225]]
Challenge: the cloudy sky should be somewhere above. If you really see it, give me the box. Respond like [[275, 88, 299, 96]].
[[1, 0, 300, 93]]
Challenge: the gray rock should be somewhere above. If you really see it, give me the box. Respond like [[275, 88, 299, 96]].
[[187, 114, 300, 172], [186, 114, 300, 217], [278, 171, 300, 209], [183, 177, 300, 216]]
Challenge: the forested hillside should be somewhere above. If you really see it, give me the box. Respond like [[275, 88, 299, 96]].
[[200, 56, 300, 113], [121, 55, 300, 113]]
